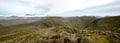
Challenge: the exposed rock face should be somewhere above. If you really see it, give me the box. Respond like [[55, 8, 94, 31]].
[[29, 36, 94, 43], [80, 36, 94, 43]]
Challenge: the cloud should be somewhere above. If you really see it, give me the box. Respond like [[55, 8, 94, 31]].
[[0, 0, 34, 14], [51, 1, 120, 17], [23, 0, 118, 15], [79, 1, 120, 13], [0, 0, 52, 16], [0, 0, 119, 16], [45, 0, 116, 14]]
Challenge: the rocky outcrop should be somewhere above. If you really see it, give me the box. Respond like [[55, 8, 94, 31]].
[[0, 27, 96, 43], [1, 27, 119, 43]]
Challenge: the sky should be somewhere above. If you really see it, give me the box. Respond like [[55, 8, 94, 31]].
[[0, 0, 120, 17]]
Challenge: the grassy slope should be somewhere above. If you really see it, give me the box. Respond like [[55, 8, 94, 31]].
[[89, 16, 120, 31], [0, 21, 43, 36], [0, 17, 63, 36], [88, 16, 120, 43]]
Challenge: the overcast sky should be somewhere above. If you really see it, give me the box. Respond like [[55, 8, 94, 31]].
[[0, 0, 120, 17]]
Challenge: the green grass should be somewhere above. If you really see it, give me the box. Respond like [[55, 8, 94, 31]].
[[91, 34, 109, 43]]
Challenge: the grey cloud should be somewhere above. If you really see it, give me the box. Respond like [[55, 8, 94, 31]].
[[34, 5, 52, 15]]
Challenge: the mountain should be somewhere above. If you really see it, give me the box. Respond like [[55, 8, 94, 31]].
[[0, 16, 27, 20], [89, 16, 120, 31], [0, 16, 42, 26], [0, 16, 119, 43], [64, 16, 96, 28], [0, 17, 64, 35]]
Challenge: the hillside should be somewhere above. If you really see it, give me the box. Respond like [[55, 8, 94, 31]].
[[64, 16, 96, 28], [0, 16, 96, 35], [88, 16, 120, 43], [89, 16, 120, 30], [0, 19, 29, 26], [0, 16, 119, 43], [0, 17, 64, 36], [0, 24, 2, 27], [0, 16, 42, 26]]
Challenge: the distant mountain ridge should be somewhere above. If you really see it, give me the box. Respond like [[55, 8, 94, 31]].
[[0, 16, 42, 26]]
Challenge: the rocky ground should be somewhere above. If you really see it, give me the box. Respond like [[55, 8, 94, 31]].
[[0, 26, 119, 43]]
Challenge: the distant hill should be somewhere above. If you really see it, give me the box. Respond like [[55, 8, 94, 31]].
[[0, 16, 42, 26], [64, 16, 96, 28], [89, 16, 120, 31], [0, 24, 2, 27], [0, 19, 29, 26], [0, 16, 97, 36]]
